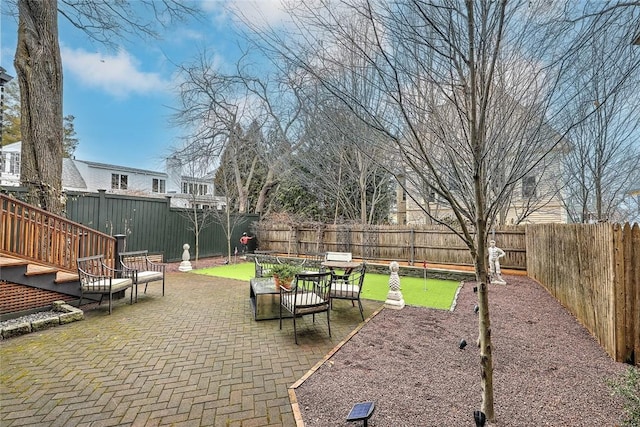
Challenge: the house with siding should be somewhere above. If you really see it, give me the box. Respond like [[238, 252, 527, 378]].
[[393, 96, 570, 225], [0, 142, 225, 209], [395, 167, 568, 225]]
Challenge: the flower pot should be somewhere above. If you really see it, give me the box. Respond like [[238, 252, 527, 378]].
[[274, 275, 292, 290]]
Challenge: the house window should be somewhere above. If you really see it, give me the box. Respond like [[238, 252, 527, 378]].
[[181, 181, 208, 195], [152, 178, 166, 193], [111, 174, 128, 190], [522, 175, 536, 198], [9, 153, 20, 174], [423, 182, 436, 202]]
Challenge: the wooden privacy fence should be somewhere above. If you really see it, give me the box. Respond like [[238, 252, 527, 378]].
[[527, 223, 639, 366], [255, 223, 527, 270]]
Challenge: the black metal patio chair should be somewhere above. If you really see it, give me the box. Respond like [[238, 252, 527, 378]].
[[279, 272, 333, 344], [330, 263, 367, 321]]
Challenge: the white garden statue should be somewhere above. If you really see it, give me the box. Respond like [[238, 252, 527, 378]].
[[384, 261, 405, 309], [179, 243, 192, 272], [488, 240, 506, 285]]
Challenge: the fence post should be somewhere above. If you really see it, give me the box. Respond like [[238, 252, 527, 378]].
[[633, 223, 640, 367], [612, 223, 626, 363], [97, 189, 107, 234], [114, 234, 126, 276], [410, 228, 415, 266]]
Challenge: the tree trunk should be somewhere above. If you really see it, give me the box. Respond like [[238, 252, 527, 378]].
[[255, 169, 276, 215], [467, 0, 495, 419], [15, 0, 64, 214]]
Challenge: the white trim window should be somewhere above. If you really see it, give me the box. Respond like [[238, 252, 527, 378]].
[[1, 152, 21, 175], [111, 174, 128, 190], [152, 178, 166, 193]]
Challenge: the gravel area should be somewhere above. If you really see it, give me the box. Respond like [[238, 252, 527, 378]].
[[295, 275, 630, 426], [0, 311, 59, 329], [164, 255, 232, 273]]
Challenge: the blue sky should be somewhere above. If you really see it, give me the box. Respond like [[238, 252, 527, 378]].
[[0, 1, 286, 171]]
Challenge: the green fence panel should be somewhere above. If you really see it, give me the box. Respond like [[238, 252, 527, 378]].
[[11, 189, 261, 262]]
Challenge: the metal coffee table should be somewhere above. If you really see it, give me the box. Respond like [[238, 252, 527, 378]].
[[249, 277, 292, 321]]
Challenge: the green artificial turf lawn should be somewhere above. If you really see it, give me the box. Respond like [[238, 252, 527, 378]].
[[193, 262, 460, 310], [193, 261, 256, 281]]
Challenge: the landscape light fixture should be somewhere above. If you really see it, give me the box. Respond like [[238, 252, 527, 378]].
[[474, 410, 486, 427], [346, 401, 375, 427], [459, 339, 467, 349]]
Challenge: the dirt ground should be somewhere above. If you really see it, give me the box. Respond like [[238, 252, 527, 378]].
[[294, 275, 630, 426]]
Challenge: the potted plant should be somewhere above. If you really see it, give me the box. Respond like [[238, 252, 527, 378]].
[[267, 263, 302, 290]]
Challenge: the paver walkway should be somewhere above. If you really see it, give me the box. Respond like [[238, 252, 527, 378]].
[[0, 272, 382, 426]]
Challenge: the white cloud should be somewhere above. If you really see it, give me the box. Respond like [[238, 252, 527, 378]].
[[202, 0, 290, 30], [231, 0, 289, 29], [61, 46, 171, 98]]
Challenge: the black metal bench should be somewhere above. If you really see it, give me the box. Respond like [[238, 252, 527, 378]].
[[254, 255, 280, 278], [76, 254, 134, 314]]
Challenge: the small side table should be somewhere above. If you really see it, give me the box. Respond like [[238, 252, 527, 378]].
[[249, 277, 292, 321]]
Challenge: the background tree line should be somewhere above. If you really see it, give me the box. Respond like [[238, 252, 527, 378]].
[[1, 79, 78, 158]]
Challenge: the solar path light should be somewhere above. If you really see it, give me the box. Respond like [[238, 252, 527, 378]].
[[346, 401, 375, 427]]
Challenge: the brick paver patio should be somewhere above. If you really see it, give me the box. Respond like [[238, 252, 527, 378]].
[[0, 272, 382, 426]]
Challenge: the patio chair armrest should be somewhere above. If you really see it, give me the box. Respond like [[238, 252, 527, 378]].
[[145, 258, 165, 272]]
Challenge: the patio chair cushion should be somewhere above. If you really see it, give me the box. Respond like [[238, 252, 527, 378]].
[[135, 270, 164, 283], [281, 292, 327, 311], [330, 282, 360, 298], [82, 277, 133, 293]]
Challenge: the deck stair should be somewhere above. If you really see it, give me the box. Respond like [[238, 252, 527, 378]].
[[0, 255, 81, 298]]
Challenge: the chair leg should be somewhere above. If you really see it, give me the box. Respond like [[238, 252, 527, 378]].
[[279, 304, 283, 330], [162, 277, 165, 296], [108, 293, 112, 315], [293, 312, 298, 345], [358, 300, 364, 321], [327, 311, 331, 337]]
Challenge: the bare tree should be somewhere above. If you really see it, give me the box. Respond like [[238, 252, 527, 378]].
[[168, 153, 218, 266], [7, 0, 199, 214], [559, 25, 640, 223], [241, 0, 640, 420], [171, 51, 277, 215], [210, 161, 248, 263]]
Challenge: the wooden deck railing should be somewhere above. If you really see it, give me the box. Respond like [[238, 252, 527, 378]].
[[0, 193, 116, 272]]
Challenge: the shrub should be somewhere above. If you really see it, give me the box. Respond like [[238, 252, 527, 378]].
[[607, 366, 640, 427]]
